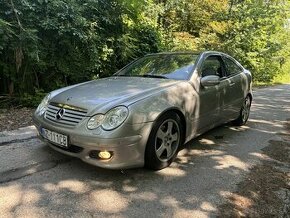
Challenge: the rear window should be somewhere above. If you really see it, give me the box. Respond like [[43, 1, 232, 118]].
[[224, 57, 243, 76]]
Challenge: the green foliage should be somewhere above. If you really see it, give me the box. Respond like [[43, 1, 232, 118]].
[[159, 0, 290, 83], [0, 0, 289, 106], [221, 0, 290, 82], [20, 88, 47, 107], [273, 59, 290, 84]]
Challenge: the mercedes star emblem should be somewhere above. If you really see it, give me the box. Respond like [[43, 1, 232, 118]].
[[56, 108, 65, 120]]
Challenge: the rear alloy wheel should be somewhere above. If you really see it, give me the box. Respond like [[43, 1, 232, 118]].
[[145, 112, 183, 170], [233, 95, 251, 126]]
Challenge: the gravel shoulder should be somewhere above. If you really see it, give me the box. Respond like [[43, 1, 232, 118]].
[[218, 119, 290, 217]]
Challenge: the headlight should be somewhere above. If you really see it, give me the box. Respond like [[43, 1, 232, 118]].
[[87, 114, 105, 130], [36, 93, 51, 115], [87, 106, 129, 131], [102, 106, 129, 130]]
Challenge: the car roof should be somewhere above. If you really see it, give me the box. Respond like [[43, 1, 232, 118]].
[[143, 51, 244, 69], [145, 51, 229, 57]]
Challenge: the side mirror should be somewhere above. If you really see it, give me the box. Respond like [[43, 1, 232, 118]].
[[201, 75, 220, 87]]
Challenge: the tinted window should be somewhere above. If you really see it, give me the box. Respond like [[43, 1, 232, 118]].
[[224, 57, 243, 76], [116, 54, 198, 80], [201, 56, 224, 78]]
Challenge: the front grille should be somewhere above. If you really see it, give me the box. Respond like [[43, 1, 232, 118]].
[[45, 104, 87, 127]]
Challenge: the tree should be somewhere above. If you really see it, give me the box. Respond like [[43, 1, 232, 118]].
[[0, 0, 289, 106]]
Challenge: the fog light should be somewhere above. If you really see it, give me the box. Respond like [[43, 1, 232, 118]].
[[98, 151, 112, 160]]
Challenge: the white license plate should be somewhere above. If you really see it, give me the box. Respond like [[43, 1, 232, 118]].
[[42, 128, 68, 148]]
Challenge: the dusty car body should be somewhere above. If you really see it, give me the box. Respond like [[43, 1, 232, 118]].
[[33, 51, 252, 170]]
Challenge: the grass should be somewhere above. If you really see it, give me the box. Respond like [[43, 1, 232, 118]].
[[253, 70, 290, 88], [272, 61, 290, 84], [272, 71, 290, 84]]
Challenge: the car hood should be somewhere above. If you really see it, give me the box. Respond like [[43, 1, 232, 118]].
[[50, 77, 182, 115]]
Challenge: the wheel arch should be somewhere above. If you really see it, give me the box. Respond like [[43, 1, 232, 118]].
[[152, 107, 187, 144]]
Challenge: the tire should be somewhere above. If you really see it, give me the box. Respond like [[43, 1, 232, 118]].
[[145, 112, 184, 170], [233, 95, 251, 126]]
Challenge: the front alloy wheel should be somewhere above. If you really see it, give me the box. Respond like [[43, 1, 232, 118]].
[[145, 112, 183, 170], [155, 119, 180, 161]]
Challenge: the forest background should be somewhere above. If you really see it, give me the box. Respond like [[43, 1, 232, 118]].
[[0, 0, 289, 106]]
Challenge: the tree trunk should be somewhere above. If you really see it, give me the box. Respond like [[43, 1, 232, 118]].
[[8, 81, 14, 97]]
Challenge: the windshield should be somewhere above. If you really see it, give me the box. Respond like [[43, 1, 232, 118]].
[[115, 53, 198, 80]]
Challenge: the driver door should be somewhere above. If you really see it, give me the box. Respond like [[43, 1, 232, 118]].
[[197, 55, 226, 132]]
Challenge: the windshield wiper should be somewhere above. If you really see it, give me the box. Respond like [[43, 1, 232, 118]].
[[141, 74, 168, 79]]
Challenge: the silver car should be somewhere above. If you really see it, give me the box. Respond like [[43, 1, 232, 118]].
[[33, 51, 252, 170]]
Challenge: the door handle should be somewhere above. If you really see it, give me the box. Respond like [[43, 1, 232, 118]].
[[229, 82, 235, 87]]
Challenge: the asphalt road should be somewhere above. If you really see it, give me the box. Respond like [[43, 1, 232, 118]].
[[0, 85, 290, 218]]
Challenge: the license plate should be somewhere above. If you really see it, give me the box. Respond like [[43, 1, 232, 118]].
[[41, 128, 68, 148]]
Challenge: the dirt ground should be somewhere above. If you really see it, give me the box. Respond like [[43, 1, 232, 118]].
[[0, 108, 35, 132], [218, 119, 290, 217]]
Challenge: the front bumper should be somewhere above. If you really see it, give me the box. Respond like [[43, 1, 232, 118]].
[[33, 112, 153, 169]]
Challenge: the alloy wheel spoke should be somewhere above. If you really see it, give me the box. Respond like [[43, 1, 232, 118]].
[[167, 121, 173, 134], [166, 145, 172, 158], [157, 128, 166, 140], [171, 133, 178, 142], [243, 109, 247, 117], [245, 98, 251, 108], [243, 114, 246, 121], [156, 143, 166, 157]]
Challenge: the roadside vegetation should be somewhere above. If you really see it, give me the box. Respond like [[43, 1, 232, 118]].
[[0, 0, 289, 107]]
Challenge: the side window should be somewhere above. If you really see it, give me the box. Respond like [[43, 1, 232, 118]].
[[201, 56, 224, 78], [224, 57, 243, 77]]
